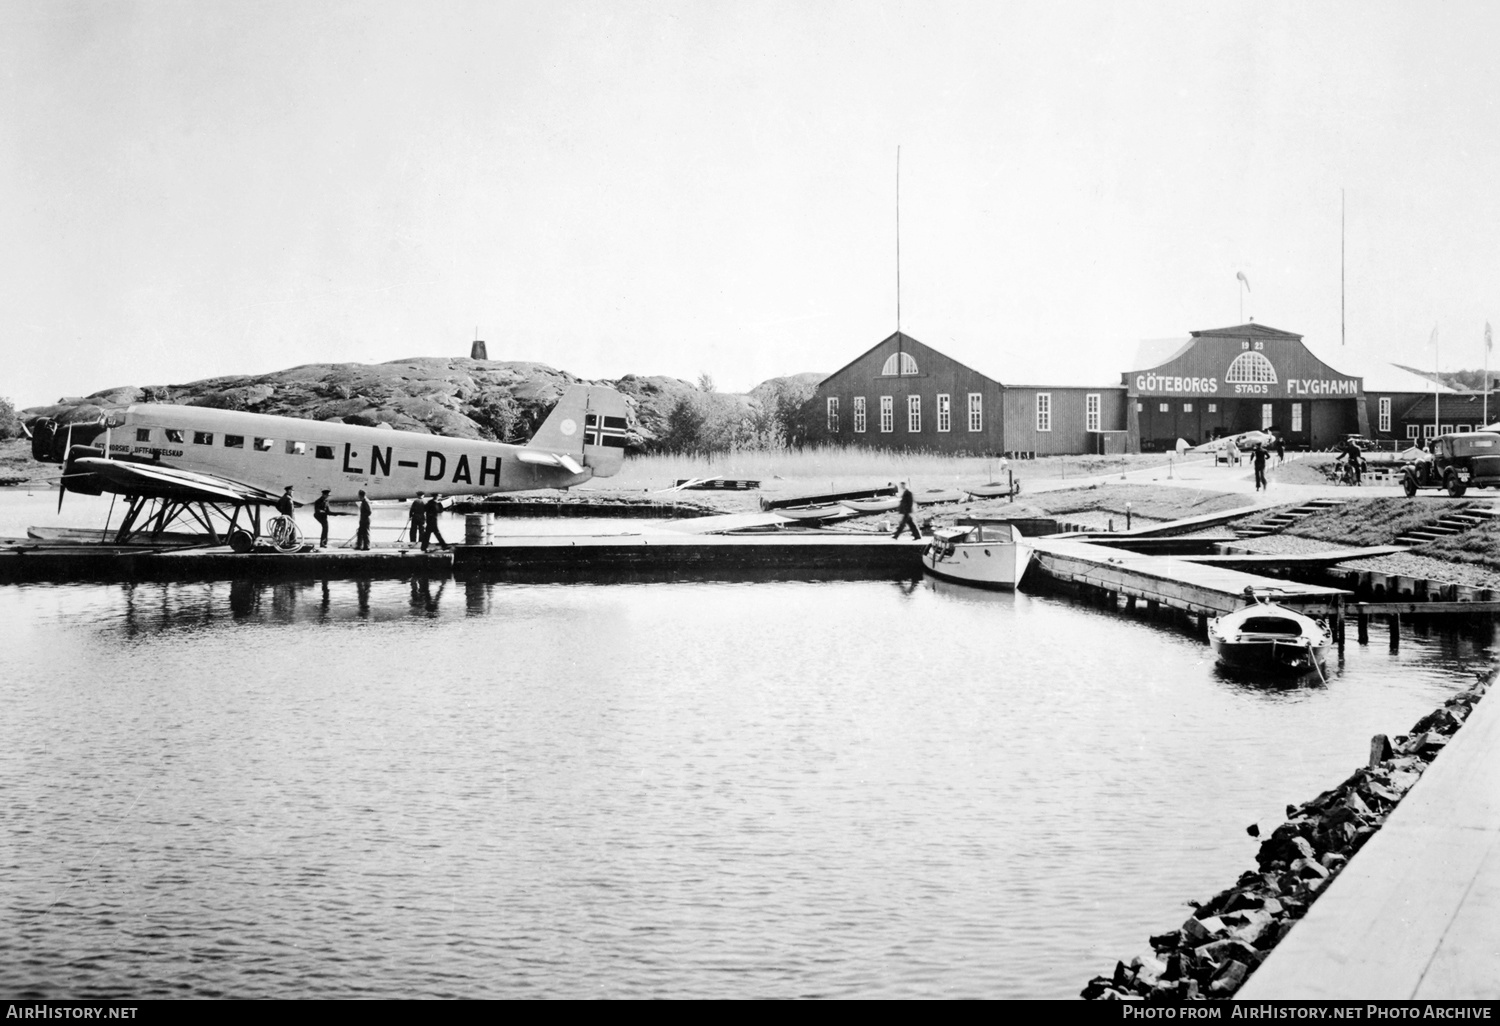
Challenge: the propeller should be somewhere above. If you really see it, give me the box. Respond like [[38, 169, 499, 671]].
[[57, 425, 73, 513]]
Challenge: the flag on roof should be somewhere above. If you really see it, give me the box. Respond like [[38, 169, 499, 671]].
[[1236, 271, 1250, 292]]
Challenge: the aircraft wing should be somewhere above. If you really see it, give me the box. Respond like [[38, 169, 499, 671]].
[[515, 449, 585, 475], [71, 457, 278, 504]]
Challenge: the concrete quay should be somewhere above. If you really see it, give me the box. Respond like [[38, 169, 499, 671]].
[[1239, 679, 1500, 999]]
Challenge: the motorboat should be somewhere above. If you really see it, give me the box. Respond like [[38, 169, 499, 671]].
[[1207, 594, 1331, 675], [921, 522, 1032, 589]]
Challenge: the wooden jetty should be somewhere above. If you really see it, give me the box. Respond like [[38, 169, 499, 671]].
[[1029, 535, 1351, 617]]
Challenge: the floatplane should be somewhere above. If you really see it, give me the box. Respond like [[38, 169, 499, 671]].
[[25, 385, 631, 550]]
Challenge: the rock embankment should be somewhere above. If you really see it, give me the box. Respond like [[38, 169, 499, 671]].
[[1082, 674, 1493, 1001]]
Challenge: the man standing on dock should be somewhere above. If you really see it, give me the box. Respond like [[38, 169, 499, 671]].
[[892, 482, 921, 541], [1251, 444, 1269, 492], [408, 492, 425, 547], [312, 489, 332, 548], [276, 485, 296, 524], [422, 494, 450, 551], [355, 490, 372, 550]]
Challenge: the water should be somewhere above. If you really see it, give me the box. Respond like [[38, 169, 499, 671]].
[[1, 563, 1489, 999]]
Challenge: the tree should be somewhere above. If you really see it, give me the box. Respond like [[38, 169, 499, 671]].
[[697, 372, 716, 393], [469, 391, 527, 443], [0, 396, 20, 441], [655, 394, 708, 454]]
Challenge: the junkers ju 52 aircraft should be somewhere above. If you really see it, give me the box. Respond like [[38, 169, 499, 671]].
[[27, 384, 631, 550]]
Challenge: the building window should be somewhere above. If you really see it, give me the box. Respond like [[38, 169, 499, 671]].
[[1207, 403, 1217, 413], [1458, 424, 1473, 433], [1086, 394, 1101, 432], [853, 397, 866, 434], [285, 440, 307, 455], [1379, 397, 1391, 433], [1226, 352, 1278, 385], [224, 435, 244, 449], [135, 428, 151, 442], [1182, 403, 1193, 413], [907, 395, 921, 432], [1159, 403, 1169, 413], [1407, 425, 1421, 439], [193, 431, 213, 445], [937, 394, 951, 432], [1423, 423, 1437, 439], [826, 397, 840, 433], [968, 393, 982, 432], [1291, 403, 1303, 433], [254, 437, 274, 452], [880, 396, 894, 433], [880, 352, 919, 375], [1441, 424, 1454, 435], [1261, 404, 1274, 430], [1135, 402, 1143, 412], [1036, 393, 1052, 432]]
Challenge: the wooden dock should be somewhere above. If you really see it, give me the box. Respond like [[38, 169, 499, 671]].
[[1029, 536, 1351, 616]]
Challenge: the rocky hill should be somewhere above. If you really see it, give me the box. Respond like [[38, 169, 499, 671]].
[[19, 358, 824, 452]]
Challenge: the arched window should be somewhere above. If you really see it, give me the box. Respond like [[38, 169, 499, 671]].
[[881, 352, 919, 376], [1225, 352, 1278, 384]]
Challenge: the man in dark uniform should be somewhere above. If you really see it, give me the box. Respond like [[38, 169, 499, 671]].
[[892, 481, 920, 541], [1251, 444, 1269, 492], [1341, 437, 1364, 485], [275, 485, 295, 519], [422, 493, 449, 551], [408, 491, 426, 546], [312, 488, 332, 548], [355, 489, 372, 550]]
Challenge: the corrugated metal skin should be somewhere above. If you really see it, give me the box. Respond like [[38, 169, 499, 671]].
[[809, 332, 1006, 453]]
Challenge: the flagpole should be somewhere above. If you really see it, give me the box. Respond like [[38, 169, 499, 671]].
[[1434, 325, 1440, 440], [1485, 322, 1492, 427]]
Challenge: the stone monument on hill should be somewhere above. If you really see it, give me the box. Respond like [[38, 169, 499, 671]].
[[470, 339, 488, 360]]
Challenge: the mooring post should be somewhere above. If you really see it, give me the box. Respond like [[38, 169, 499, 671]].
[[1357, 612, 1369, 645], [1389, 613, 1400, 652], [1196, 612, 1208, 637], [1125, 595, 1136, 611], [1146, 599, 1158, 615]]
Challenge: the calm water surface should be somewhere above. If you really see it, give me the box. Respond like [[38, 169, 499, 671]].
[[0, 566, 1490, 998]]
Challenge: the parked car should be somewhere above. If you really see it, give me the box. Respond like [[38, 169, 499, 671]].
[[1401, 432, 1500, 496]]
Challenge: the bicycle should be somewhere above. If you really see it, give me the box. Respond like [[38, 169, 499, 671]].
[[266, 515, 304, 553]]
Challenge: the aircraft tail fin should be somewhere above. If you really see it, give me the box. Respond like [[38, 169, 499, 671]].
[[528, 385, 631, 478]]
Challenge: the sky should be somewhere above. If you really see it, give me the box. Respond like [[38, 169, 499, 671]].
[[4, 0, 1500, 408]]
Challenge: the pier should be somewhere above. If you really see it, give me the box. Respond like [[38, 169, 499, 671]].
[[1028, 535, 1351, 617], [1238, 677, 1500, 999]]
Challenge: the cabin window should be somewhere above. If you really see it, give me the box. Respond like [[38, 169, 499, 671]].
[[1182, 403, 1192, 413], [164, 429, 184, 443], [881, 352, 919, 375], [285, 440, 307, 455], [1407, 425, 1420, 439], [1261, 404, 1274, 430], [968, 393, 982, 432], [1036, 393, 1051, 432], [193, 431, 213, 445], [224, 435, 244, 448], [253, 437, 274, 452], [315, 445, 336, 460], [135, 428, 151, 442], [826, 397, 840, 433], [937, 394, 951, 432], [880, 396, 894, 433], [853, 396, 866, 433], [1379, 397, 1392, 433], [1291, 403, 1303, 433], [907, 395, 921, 432]]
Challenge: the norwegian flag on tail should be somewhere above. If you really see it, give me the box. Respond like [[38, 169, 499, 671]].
[[584, 413, 629, 448]]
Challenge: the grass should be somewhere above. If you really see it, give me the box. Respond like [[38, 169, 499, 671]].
[[1014, 483, 1251, 522], [1411, 521, 1500, 570], [1285, 497, 1479, 547]]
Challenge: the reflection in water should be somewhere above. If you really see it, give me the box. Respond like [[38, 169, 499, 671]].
[[2, 578, 1493, 999]]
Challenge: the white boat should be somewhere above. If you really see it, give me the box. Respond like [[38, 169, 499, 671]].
[[839, 496, 899, 513], [921, 522, 1032, 589], [914, 488, 966, 505], [963, 481, 1021, 499], [1207, 596, 1331, 675], [772, 504, 853, 522]]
